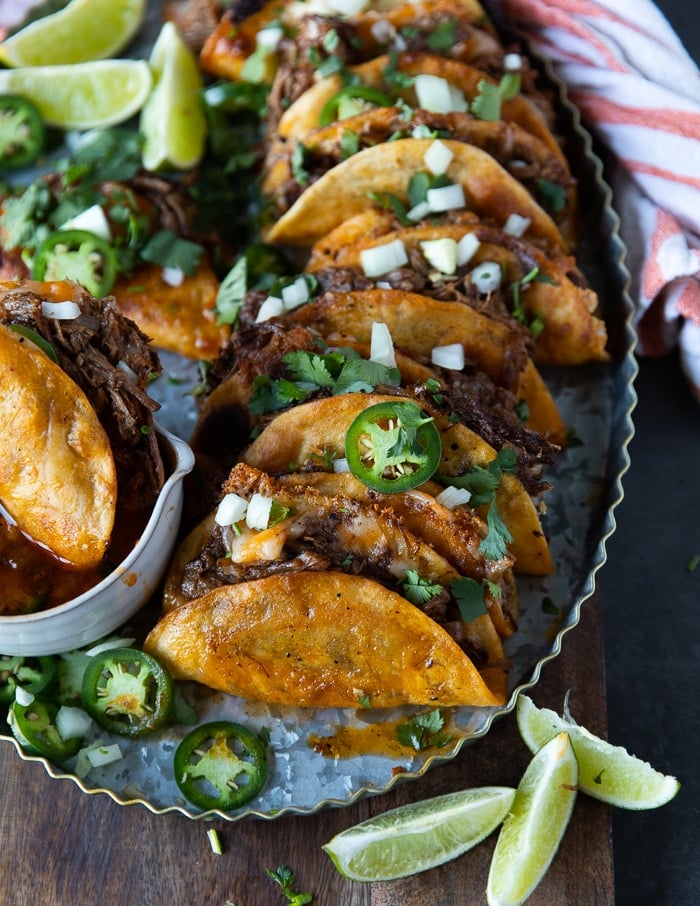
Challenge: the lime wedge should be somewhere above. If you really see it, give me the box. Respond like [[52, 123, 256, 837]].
[[0, 61, 152, 130], [0, 0, 146, 67], [139, 22, 206, 172], [516, 694, 680, 809], [487, 731, 578, 906], [323, 786, 515, 882]]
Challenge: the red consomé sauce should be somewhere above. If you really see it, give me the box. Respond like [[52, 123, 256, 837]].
[[0, 499, 151, 616]]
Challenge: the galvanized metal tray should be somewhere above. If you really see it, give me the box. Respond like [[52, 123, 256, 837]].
[[0, 10, 637, 822]]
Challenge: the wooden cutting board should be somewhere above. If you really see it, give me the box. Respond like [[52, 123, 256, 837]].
[[0, 598, 613, 905]]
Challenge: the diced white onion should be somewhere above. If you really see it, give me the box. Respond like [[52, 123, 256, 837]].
[[503, 213, 531, 237], [431, 343, 465, 371], [411, 124, 434, 139], [427, 183, 465, 213], [471, 260, 502, 293], [457, 232, 481, 266], [256, 25, 284, 49], [360, 239, 408, 277], [449, 85, 469, 113], [245, 493, 273, 530], [215, 492, 249, 526], [84, 637, 136, 657], [87, 743, 123, 768], [60, 203, 111, 240], [504, 52, 523, 71], [325, 0, 369, 14], [406, 200, 431, 222], [370, 321, 396, 367], [370, 20, 395, 43], [255, 296, 285, 322], [14, 687, 34, 707], [376, 280, 393, 289], [435, 485, 472, 508], [414, 74, 454, 113], [420, 238, 458, 275], [162, 266, 184, 287], [281, 276, 310, 310], [56, 705, 92, 741], [333, 457, 350, 473], [40, 300, 81, 320], [423, 139, 454, 175], [392, 32, 407, 52]]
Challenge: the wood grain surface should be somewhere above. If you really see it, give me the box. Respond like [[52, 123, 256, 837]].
[[0, 598, 612, 906]]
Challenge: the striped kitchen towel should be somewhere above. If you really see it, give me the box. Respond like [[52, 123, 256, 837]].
[[499, 0, 700, 399]]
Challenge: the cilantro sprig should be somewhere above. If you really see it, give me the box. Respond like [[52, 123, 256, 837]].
[[438, 449, 517, 560], [471, 73, 522, 121], [265, 865, 313, 905], [249, 348, 401, 415], [396, 709, 453, 751]]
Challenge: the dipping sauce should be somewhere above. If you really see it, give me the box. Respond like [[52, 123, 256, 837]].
[[0, 500, 151, 615]]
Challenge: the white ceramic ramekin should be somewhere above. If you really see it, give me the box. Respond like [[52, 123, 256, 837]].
[[0, 424, 194, 656]]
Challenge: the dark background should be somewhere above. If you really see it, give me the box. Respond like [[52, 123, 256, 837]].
[[601, 3, 700, 903]]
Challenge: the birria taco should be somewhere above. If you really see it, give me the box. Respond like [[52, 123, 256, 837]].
[[262, 137, 567, 250], [0, 279, 164, 611], [144, 571, 506, 708], [263, 106, 577, 245], [303, 209, 607, 364]]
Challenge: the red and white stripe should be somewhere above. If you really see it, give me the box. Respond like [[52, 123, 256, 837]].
[[501, 0, 700, 398]]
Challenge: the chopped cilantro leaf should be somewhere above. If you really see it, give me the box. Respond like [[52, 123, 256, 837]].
[[396, 709, 453, 751], [481, 503, 513, 560], [427, 19, 457, 51], [290, 141, 310, 187], [471, 73, 522, 121], [382, 50, 416, 93], [216, 254, 247, 325], [401, 569, 444, 606], [367, 190, 410, 225], [139, 229, 203, 275], [339, 129, 360, 159], [450, 576, 489, 622], [248, 375, 309, 415], [536, 178, 567, 214]]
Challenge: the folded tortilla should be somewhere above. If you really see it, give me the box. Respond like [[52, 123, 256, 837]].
[[0, 322, 116, 568], [145, 571, 506, 708], [262, 137, 567, 251], [241, 392, 554, 574], [305, 210, 607, 364]]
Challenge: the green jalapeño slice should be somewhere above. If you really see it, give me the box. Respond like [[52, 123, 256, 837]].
[[0, 95, 45, 170], [0, 654, 57, 705], [32, 228, 118, 297], [81, 648, 173, 738], [9, 696, 83, 762], [344, 400, 441, 493], [174, 721, 269, 812]]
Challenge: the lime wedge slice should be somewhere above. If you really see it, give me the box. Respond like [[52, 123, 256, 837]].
[[516, 694, 681, 809], [139, 22, 206, 172], [0, 61, 152, 130], [487, 731, 578, 906], [0, 0, 146, 67], [323, 786, 515, 882]]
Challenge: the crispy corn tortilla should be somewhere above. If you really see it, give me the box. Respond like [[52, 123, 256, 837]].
[[287, 288, 567, 443], [113, 262, 229, 360], [277, 52, 565, 163], [263, 137, 566, 251], [145, 571, 505, 708], [241, 393, 553, 574], [305, 211, 607, 365], [264, 107, 577, 244], [0, 323, 116, 568], [201, 0, 496, 84]]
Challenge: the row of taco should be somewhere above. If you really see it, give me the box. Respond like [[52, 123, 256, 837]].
[[143, 0, 610, 710]]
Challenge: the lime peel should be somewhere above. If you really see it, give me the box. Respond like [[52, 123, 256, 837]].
[[487, 731, 578, 906], [139, 22, 206, 172], [323, 786, 515, 882], [0, 0, 146, 68], [517, 694, 681, 810]]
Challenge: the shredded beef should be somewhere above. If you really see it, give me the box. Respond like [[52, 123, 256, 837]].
[[0, 285, 165, 508]]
